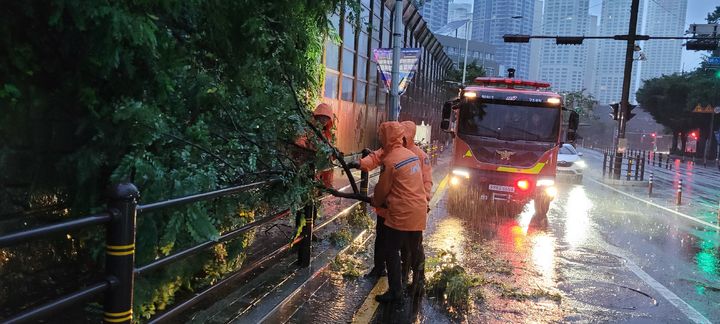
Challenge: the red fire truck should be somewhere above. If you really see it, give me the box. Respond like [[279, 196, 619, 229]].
[[440, 75, 578, 217]]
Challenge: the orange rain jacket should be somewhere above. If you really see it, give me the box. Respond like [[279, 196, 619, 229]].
[[359, 121, 433, 201], [401, 121, 433, 202], [295, 103, 335, 188], [371, 122, 428, 232]]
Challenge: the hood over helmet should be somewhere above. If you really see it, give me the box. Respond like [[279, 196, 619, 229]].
[[378, 121, 404, 151], [400, 121, 417, 147], [313, 103, 334, 130]]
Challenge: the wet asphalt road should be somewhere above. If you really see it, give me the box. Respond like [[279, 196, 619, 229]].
[[253, 149, 720, 323]]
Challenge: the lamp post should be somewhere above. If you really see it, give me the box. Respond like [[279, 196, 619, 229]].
[[461, 15, 523, 84]]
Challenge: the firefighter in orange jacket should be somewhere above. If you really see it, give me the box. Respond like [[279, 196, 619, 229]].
[[295, 103, 335, 188], [370, 121, 428, 302], [348, 121, 432, 280]]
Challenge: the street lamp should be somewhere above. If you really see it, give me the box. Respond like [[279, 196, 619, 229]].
[[461, 15, 523, 84]]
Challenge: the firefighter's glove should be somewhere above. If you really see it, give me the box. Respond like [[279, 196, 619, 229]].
[[348, 160, 361, 169]]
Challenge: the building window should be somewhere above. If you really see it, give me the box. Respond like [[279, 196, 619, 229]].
[[356, 81, 367, 104], [342, 76, 354, 101], [325, 40, 340, 71], [324, 71, 339, 98], [342, 49, 355, 75]]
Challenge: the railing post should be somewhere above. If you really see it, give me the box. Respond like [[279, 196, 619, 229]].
[[626, 157, 632, 181], [360, 150, 370, 215], [634, 156, 640, 181], [602, 152, 607, 177], [297, 202, 314, 267], [648, 172, 653, 197], [676, 179, 683, 205], [640, 157, 645, 181], [104, 183, 139, 324]]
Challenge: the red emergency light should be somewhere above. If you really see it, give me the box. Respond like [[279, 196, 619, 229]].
[[474, 77, 551, 89], [516, 179, 530, 191], [690, 132, 697, 139], [651, 133, 656, 138]]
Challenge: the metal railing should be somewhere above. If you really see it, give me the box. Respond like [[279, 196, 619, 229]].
[[601, 149, 646, 181], [0, 157, 374, 323]]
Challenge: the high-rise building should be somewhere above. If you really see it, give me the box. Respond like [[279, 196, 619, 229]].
[[528, 0, 544, 80], [472, 0, 535, 79], [420, 0, 450, 32], [538, 0, 590, 92], [639, 0, 687, 82], [584, 15, 598, 93], [447, 1, 473, 38], [594, 0, 644, 104]]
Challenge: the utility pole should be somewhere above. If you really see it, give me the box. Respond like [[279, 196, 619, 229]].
[[389, 0, 403, 121], [613, 0, 641, 179]]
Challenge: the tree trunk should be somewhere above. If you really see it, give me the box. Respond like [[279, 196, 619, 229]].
[[671, 132, 679, 153]]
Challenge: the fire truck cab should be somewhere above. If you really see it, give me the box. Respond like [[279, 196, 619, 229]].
[[441, 76, 578, 217]]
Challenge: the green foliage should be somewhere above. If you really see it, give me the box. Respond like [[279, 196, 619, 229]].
[[445, 61, 487, 85], [426, 250, 479, 316], [330, 253, 362, 278], [561, 89, 597, 118], [0, 0, 362, 321], [348, 206, 372, 229], [329, 227, 352, 247]]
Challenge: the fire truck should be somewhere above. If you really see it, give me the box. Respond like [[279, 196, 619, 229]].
[[440, 74, 578, 217]]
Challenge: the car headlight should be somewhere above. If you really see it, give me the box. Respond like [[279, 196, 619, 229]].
[[575, 160, 587, 168], [452, 168, 470, 179]]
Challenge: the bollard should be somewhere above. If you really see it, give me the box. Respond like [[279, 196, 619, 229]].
[[676, 179, 683, 205], [360, 150, 370, 215], [640, 157, 645, 181], [602, 152, 607, 177], [104, 183, 139, 324], [648, 172, 654, 196]]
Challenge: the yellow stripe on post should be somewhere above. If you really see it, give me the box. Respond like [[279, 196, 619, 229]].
[[106, 249, 134, 256], [106, 244, 135, 251], [103, 315, 132, 323], [104, 310, 132, 317]]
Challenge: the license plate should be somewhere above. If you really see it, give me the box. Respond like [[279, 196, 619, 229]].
[[488, 184, 515, 193]]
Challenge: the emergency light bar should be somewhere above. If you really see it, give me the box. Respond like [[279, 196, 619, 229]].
[[473, 77, 551, 89]]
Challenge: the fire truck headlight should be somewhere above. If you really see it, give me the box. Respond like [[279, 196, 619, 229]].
[[544, 186, 558, 197], [452, 168, 471, 179], [546, 97, 561, 105], [450, 176, 461, 187], [536, 179, 555, 187], [575, 160, 587, 168], [463, 91, 477, 99]]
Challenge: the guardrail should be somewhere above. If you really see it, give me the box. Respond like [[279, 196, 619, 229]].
[[0, 157, 374, 323], [600, 148, 646, 181]]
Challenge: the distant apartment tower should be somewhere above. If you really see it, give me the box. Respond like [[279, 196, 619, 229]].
[[639, 0, 687, 82], [538, 0, 590, 92], [472, 0, 535, 79], [584, 15, 598, 94], [420, 0, 450, 32], [447, 1, 473, 38], [594, 0, 644, 104]]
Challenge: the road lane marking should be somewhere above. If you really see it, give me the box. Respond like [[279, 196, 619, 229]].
[[602, 244, 712, 324], [351, 174, 450, 324], [587, 177, 720, 230]]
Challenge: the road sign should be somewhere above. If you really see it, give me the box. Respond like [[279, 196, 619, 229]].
[[709, 57, 720, 65], [692, 104, 716, 113], [373, 48, 421, 96]]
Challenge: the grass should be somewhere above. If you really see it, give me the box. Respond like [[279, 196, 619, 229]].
[[347, 206, 373, 229], [330, 254, 362, 278], [426, 250, 478, 317], [328, 227, 352, 247]]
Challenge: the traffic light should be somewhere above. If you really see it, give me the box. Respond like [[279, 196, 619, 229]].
[[690, 131, 697, 139], [686, 40, 719, 51], [503, 34, 530, 43], [651, 133, 656, 138], [625, 104, 637, 121], [609, 103, 620, 120]]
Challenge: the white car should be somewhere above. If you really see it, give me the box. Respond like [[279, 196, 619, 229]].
[[556, 144, 586, 182]]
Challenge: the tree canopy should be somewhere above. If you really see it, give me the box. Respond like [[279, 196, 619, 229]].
[[0, 0, 357, 320]]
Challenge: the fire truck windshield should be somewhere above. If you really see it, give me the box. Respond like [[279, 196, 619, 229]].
[[458, 102, 560, 142]]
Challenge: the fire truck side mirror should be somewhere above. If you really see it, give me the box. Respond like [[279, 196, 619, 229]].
[[441, 120, 450, 131], [442, 102, 453, 121]]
